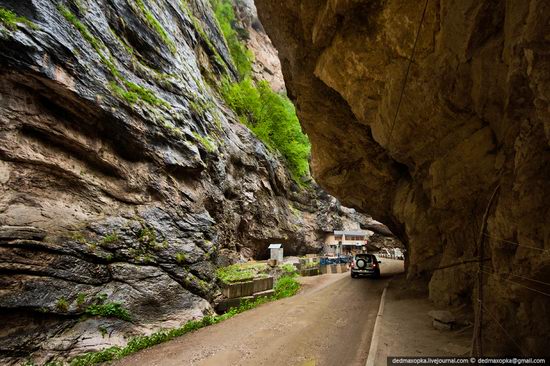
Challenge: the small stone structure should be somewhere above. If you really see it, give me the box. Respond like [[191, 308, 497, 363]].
[[268, 243, 283, 263], [217, 277, 275, 313]]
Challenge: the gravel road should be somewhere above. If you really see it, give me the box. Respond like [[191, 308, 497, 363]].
[[114, 259, 405, 366]]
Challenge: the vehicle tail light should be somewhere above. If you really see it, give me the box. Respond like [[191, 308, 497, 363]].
[[373, 263, 377, 268], [352, 260, 356, 268]]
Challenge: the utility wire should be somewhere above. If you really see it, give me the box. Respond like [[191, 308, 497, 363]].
[[483, 234, 548, 253], [480, 266, 550, 287], [478, 300, 525, 356], [386, 0, 429, 148], [432, 257, 491, 271], [479, 268, 550, 297]]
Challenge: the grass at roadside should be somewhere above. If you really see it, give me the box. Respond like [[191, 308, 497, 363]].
[[216, 262, 268, 284], [64, 273, 300, 366]]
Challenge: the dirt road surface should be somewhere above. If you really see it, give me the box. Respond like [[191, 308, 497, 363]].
[[115, 259, 405, 366]]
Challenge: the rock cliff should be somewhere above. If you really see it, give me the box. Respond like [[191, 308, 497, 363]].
[[256, 0, 550, 356], [0, 0, 380, 363]]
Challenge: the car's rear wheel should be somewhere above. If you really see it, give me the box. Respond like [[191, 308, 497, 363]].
[[351, 273, 357, 278]]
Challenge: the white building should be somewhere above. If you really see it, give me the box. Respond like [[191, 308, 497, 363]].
[[325, 230, 374, 255]]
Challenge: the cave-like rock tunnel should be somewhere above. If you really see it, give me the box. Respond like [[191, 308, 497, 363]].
[[256, 0, 550, 356]]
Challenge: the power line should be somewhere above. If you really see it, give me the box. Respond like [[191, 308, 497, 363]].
[[386, 0, 429, 148], [432, 257, 491, 271], [478, 300, 524, 356], [479, 268, 550, 297], [483, 234, 548, 253], [480, 266, 550, 287]]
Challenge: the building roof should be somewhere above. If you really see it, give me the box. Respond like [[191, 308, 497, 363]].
[[268, 243, 282, 249], [334, 230, 373, 236]]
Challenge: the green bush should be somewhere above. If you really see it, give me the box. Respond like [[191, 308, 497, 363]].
[[273, 274, 300, 299], [221, 78, 311, 183], [56, 297, 69, 312], [85, 299, 131, 322], [208, 0, 311, 184], [209, 0, 253, 78], [100, 232, 119, 246], [303, 261, 319, 269], [175, 252, 186, 264], [281, 263, 297, 274]]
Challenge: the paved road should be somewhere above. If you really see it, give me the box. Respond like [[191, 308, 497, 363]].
[[115, 260, 404, 366]]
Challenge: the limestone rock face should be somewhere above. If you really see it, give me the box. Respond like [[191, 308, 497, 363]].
[[233, 0, 285, 92], [0, 0, 369, 363], [256, 0, 550, 356]]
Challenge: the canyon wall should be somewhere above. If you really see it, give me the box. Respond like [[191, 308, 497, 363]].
[[256, 0, 550, 356], [0, 0, 379, 363]]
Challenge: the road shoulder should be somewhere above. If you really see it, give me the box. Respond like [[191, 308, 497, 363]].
[[373, 275, 472, 364]]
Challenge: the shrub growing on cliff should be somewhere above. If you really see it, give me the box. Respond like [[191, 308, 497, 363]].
[[209, 0, 253, 78], [221, 78, 311, 183], [83, 294, 131, 321], [85, 302, 131, 321]]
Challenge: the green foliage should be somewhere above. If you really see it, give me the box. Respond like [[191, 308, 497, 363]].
[[192, 131, 216, 153], [76, 293, 87, 307], [109, 81, 139, 104], [281, 263, 297, 274], [101, 232, 119, 246], [85, 302, 131, 321], [127, 224, 167, 263], [209, 0, 253, 78], [58, 5, 170, 109], [207, 1, 311, 184], [124, 81, 171, 108], [134, 0, 176, 54], [71, 0, 88, 14], [110, 27, 134, 55], [109, 81, 170, 108], [163, 122, 184, 138], [273, 274, 300, 299], [69, 275, 300, 365], [175, 252, 186, 264], [72, 232, 88, 244], [58, 4, 120, 78], [98, 325, 108, 338], [216, 262, 268, 284], [56, 297, 69, 312], [0, 7, 38, 31], [221, 78, 311, 183]]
